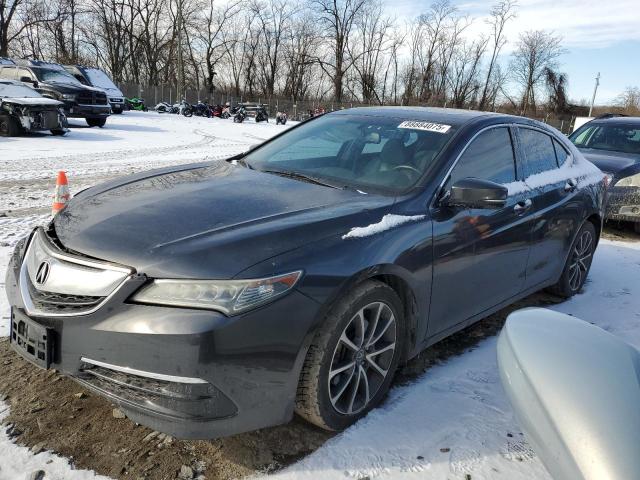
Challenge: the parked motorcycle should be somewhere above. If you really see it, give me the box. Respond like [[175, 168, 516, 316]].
[[179, 100, 193, 117], [155, 101, 177, 114], [126, 97, 148, 111], [211, 104, 223, 118], [192, 101, 211, 117], [276, 111, 288, 125], [233, 106, 247, 123]]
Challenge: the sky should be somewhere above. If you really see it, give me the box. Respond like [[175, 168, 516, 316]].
[[383, 0, 640, 104]]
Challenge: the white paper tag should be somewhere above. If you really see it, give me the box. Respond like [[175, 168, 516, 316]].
[[398, 121, 451, 133]]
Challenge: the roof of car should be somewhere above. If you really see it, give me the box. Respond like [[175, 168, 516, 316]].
[[332, 106, 507, 126], [588, 116, 640, 126]]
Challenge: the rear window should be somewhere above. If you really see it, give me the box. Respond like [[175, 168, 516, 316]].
[[553, 139, 569, 166], [519, 128, 558, 175]]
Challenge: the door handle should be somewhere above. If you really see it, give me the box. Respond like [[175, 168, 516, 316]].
[[564, 178, 577, 192], [514, 198, 532, 214]]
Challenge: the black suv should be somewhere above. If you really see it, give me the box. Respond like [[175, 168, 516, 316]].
[[0, 64, 110, 127]]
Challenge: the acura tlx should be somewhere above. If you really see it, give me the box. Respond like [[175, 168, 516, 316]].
[[6, 107, 605, 438]]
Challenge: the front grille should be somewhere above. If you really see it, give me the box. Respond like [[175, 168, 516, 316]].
[[76, 91, 108, 105], [19, 228, 133, 317], [26, 276, 104, 313]]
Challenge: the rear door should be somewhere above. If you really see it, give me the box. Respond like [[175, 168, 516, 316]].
[[516, 127, 581, 289], [429, 126, 533, 337]]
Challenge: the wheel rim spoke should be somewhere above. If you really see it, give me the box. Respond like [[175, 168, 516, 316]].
[[339, 332, 359, 352], [364, 303, 383, 347], [329, 360, 356, 380], [366, 355, 389, 377], [330, 365, 356, 404], [347, 367, 362, 414], [367, 316, 394, 348]]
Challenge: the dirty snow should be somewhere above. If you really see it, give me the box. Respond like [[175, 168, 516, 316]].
[[504, 154, 604, 196], [0, 401, 111, 480], [1, 112, 639, 480], [342, 214, 426, 239]]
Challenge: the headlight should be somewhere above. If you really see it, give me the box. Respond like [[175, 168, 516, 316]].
[[62, 93, 76, 100], [616, 173, 640, 187], [131, 271, 302, 314]]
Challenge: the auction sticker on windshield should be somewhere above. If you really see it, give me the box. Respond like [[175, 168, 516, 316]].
[[398, 121, 451, 133]]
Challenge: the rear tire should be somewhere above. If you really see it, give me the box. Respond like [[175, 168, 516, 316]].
[[548, 221, 597, 298], [296, 280, 405, 431], [0, 115, 21, 137], [634, 222, 640, 235], [86, 117, 107, 128]]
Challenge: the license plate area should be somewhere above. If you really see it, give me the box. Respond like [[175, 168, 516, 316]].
[[10, 310, 52, 369]]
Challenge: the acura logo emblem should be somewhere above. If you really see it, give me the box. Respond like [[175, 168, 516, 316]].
[[35, 260, 51, 285]]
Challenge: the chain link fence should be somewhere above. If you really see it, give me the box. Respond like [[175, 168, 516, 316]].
[[117, 82, 579, 134]]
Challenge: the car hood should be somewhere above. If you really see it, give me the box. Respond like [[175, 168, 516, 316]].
[[100, 86, 124, 97], [54, 162, 393, 278], [1, 97, 62, 107], [579, 148, 640, 174]]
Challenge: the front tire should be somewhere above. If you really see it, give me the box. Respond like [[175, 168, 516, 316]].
[[549, 221, 597, 297], [86, 117, 107, 128], [0, 115, 21, 137], [296, 280, 405, 431]]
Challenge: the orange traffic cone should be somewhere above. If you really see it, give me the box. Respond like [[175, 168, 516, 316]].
[[52, 171, 71, 215]]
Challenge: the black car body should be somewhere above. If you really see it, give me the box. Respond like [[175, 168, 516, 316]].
[[0, 80, 68, 136], [63, 65, 126, 114], [0, 64, 110, 126], [5, 108, 605, 439], [570, 116, 640, 230]]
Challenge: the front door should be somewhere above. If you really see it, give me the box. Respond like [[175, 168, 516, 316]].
[[428, 126, 533, 337]]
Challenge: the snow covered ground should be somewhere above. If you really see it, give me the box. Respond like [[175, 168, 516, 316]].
[[1, 112, 639, 480]]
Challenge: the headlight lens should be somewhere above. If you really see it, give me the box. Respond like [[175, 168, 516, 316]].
[[62, 93, 76, 100], [131, 271, 302, 314], [616, 173, 640, 187]]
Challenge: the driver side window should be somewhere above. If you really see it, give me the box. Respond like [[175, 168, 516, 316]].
[[449, 127, 517, 186]]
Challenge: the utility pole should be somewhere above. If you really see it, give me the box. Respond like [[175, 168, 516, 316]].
[[176, 0, 184, 101], [588, 72, 600, 117]]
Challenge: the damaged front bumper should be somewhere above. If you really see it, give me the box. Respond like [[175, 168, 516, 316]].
[[2, 102, 69, 133], [605, 185, 640, 223], [4, 228, 320, 439]]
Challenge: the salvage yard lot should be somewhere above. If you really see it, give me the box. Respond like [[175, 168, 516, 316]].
[[0, 112, 639, 480]]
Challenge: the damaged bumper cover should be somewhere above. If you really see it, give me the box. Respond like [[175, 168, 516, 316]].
[[1, 98, 68, 133], [605, 185, 640, 222], [4, 229, 320, 439]]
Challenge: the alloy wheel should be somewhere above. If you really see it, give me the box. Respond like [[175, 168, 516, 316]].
[[328, 301, 397, 415], [568, 229, 594, 292]]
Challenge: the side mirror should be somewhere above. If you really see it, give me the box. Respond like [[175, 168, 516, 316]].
[[20, 76, 34, 83], [498, 309, 640, 480], [444, 177, 507, 209]]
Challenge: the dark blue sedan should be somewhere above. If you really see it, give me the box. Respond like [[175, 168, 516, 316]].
[[6, 107, 606, 438]]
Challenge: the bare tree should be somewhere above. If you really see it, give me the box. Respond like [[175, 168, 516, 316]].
[[197, 0, 240, 96], [312, 0, 369, 102], [510, 30, 564, 114], [616, 86, 640, 114], [478, 0, 516, 110], [544, 67, 569, 114]]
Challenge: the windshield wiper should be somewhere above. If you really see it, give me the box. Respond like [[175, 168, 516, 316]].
[[260, 169, 344, 189], [227, 156, 253, 169]]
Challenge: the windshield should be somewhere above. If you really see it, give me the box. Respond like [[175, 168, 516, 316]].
[[84, 68, 119, 91], [34, 68, 83, 86], [242, 114, 456, 193], [0, 83, 41, 98], [570, 123, 640, 155]]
